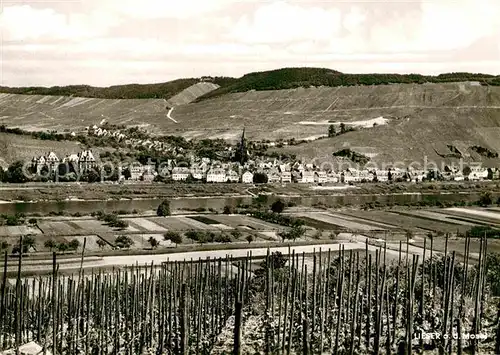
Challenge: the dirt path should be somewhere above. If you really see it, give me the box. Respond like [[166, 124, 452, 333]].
[[167, 107, 178, 123]]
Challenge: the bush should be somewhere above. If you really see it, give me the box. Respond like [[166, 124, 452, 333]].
[[112, 220, 128, 229], [164, 231, 182, 245], [230, 230, 242, 240], [28, 218, 37, 225], [271, 200, 285, 213], [68, 239, 80, 251], [44, 240, 56, 251], [223, 205, 233, 214], [214, 234, 232, 243], [478, 192, 493, 206], [115, 235, 134, 249], [157, 200, 171, 216], [253, 173, 268, 184], [148, 237, 160, 249]]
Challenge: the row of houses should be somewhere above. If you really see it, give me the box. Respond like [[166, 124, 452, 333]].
[[30, 150, 499, 184], [89, 125, 185, 154], [31, 150, 97, 174]]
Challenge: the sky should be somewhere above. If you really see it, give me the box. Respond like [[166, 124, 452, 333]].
[[0, 0, 499, 87]]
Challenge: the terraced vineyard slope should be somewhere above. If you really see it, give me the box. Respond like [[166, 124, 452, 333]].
[[0, 68, 499, 166]]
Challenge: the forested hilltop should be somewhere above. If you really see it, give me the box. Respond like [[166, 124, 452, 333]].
[[1, 67, 498, 100], [0, 77, 236, 100], [195, 67, 500, 101]]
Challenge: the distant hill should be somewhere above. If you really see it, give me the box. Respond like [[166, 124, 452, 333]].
[[1, 68, 498, 101], [0, 77, 236, 100], [195, 67, 500, 101]]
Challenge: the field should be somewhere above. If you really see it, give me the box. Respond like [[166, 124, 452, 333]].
[[0, 132, 82, 166], [1, 83, 500, 165], [0, 225, 41, 236], [338, 210, 475, 233]]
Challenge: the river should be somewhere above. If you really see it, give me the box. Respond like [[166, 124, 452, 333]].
[[0, 191, 488, 215]]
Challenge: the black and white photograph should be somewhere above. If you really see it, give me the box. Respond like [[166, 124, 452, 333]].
[[0, 0, 499, 353]]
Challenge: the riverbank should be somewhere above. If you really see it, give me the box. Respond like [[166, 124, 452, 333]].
[[0, 180, 498, 203]]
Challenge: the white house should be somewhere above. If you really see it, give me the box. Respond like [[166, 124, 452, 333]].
[[171, 167, 190, 181], [343, 170, 361, 183], [242, 171, 254, 183], [190, 166, 205, 180], [327, 172, 339, 183], [45, 152, 60, 172], [468, 166, 489, 181], [206, 168, 226, 183], [227, 170, 240, 183], [314, 171, 327, 184], [359, 170, 374, 182], [300, 171, 315, 183], [78, 150, 96, 172], [130, 163, 145, 181], [375, 170, 389, 182], [281, 171, 292, 184], [267, 168, 281, 183]]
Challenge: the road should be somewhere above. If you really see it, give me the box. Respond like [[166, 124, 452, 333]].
[[95, 241, 409, 267], [167, 107, 178, 123]]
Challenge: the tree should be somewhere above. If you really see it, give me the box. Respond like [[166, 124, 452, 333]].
[[21, 235, 36, 253], [113, 220, 129, 229], [68, 239, 80, 251], [115, 235, 134, 249], [230, 230, 242, 240], [56, 242, 69, 254], [122, 168, 131, 180], [463, 166, 472, 177], [215, 234, 232, 243], [223, 205, 233, 214], [148, 237, 159, 249], [271, 200, 286, 213], [157, 200, 171, 216], [96, 238, 107, 250], [405, 230, 414, 241], [329, 231, 339, 240], [44, 239, 56, 251], [340, 123, 346, 134], [164, 231, 182, 245], [246, 234, 254, 244], [0, 241, 9, 252], [253, 172, 268, 184], [6, 161, 30, 183], [388, 169, 393, 181], [82, 169, 100, 183], [289, 225, 306, 240], [328, 124, 336, 137]]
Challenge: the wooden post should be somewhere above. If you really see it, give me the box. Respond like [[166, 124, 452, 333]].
[[180, 283, 188, 355], [234, 300, 243, 355]]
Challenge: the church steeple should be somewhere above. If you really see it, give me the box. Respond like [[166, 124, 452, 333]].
[[236, 127, 248, 165]]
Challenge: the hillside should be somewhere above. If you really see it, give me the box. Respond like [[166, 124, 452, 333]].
[[0, 132, 84, 167], [196, 67, 500, 101], [173, 82, 500, 165], [1, 67, 500, 166], [166, 82, 220, 106], [0, 77, 235, 100]]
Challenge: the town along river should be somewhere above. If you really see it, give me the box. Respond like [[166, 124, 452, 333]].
[[0, 191, 490, 215]]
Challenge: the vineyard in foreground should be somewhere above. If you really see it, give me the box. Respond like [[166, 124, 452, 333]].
[[0, 235, 499, 354]]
